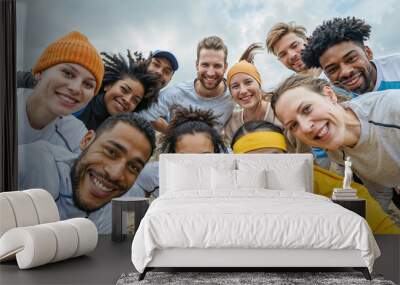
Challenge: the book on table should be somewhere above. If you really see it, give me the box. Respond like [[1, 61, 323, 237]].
[[332, 188, 358, 200]]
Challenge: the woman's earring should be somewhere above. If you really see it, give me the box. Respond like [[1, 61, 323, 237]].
[[34, 73, 42, 81]]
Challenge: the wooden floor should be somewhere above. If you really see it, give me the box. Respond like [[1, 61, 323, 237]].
[[0, 235, 398, 284]]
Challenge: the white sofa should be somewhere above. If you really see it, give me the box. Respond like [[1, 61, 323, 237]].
[[0, 189, 97, 269]]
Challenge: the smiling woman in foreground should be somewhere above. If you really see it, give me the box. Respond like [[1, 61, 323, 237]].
[[230, 120, 400, 234], [270, 74, 400, 211]]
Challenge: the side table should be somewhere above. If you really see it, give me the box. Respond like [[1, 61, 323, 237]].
[[112, 197, 150, 242], [332, 198, 366, 218]]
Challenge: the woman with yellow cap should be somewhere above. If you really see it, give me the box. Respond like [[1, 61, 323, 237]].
[[224, 44, 280, 146], [225, 44, 309, 155], [18, 31, 104, 153], [231, 120, 400, 234]]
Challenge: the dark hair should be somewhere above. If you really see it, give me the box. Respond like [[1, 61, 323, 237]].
[[101, 50, 161, 111], [96, 113, 156, 156], [160, 105, 227, 153], [302, 17, 371, 68], [231, 121, 284, 149]]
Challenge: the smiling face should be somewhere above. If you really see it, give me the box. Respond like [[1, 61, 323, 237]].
[[196, 48, 227, 90], [274, 86, 349, 150], [175, 132, 214, 154], [274, 32, 307, 73], [71, 122, 152, 212], [147, 57, 174, 89], [229, 73, 262, 109], [319, 41, 375, 94], [36, 63, 96, 116], [103, 77, 145, 115]]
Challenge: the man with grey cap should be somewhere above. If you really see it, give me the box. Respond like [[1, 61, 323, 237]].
[[147, 50, 179, 89]]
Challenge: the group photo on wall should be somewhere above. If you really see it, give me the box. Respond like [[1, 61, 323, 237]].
[[1, 0, 400, 284]]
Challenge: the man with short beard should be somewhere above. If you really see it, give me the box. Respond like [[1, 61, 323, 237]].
[[138, 36, 235, 135], [146, 50, 179, 90], [302, 16, 400, 95], [18, 113, 155, 233]]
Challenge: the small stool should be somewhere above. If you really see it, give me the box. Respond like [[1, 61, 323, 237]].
[[111, 197, 149, 242]]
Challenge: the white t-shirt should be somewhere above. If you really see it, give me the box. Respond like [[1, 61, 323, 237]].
[[372, 54, 400, 91], [18, 141, 110, 233], [138, 80, 235, 134], [127, 161, 159, 197], [18, 88, 87, 153], [328, 89, 400, 209]]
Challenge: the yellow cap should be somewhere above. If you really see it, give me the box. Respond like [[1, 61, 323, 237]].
[[232, 131, 287, 154], [227, 60, 261, 87]]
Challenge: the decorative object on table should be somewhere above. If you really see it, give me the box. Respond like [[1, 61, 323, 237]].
[[0, 189, 98, 269], [116, 271, 395, 285], [343, 156, 353, 190], [332, 188, 358, 200], [332, 156, 358, 200], [112, 197, 150, 242]]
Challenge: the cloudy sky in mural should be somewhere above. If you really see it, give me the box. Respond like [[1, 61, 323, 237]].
[[17, 0, 399, 90]]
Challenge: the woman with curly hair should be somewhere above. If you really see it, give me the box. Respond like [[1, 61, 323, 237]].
[[161, 105, 227, 154], [76, 50, 161, 130], [130, 106, 227, 198]]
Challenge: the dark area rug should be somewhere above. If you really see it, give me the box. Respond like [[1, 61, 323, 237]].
[[116, 271, 396, 285]]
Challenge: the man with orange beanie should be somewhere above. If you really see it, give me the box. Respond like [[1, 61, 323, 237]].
[[18, 31, 104, 153]]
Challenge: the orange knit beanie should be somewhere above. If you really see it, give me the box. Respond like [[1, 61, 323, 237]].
[[32, 31, 104, 95], [227, 60, 261, 87]]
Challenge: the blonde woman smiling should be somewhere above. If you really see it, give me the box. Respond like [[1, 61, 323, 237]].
[[270, 74, 400, 211]]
